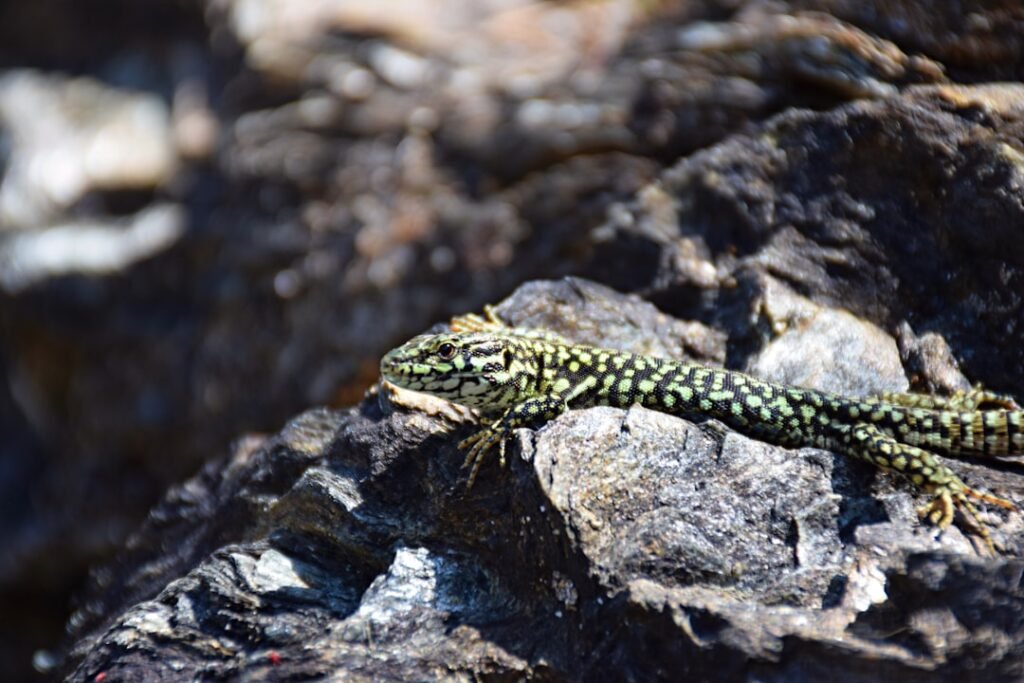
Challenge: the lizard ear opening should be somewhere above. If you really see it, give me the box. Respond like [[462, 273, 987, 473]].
[[503, 348, 514, 369]]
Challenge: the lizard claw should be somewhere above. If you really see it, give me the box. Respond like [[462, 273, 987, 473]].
[[917, 490, 955, 529], [963, 486, 1018, 511], [918, 486, 1004, 554], [458, 427, 508, 488]]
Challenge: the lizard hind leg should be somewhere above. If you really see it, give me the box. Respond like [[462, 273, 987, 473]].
[[956, 384, 1021, 411], [847, 422, 1015, 554], [869, 385, 1021, 411], [914, 489, 1006, 556]]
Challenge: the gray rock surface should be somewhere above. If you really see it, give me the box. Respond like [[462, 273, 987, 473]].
[[63, 279, 1024, 682], [1, 1, 1023, 680], [591, 85, 1024, 389]]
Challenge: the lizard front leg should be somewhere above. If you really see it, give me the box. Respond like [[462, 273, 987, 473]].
[[459, 395, 568, 488]]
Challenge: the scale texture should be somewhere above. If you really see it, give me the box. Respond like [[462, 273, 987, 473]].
[[381, 308, 1020, 551]]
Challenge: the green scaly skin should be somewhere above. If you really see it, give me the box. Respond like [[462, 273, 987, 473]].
[[380, 307, 1020, 553]]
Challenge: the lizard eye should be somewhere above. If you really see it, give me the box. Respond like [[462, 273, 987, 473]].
[[437, 342, 457, 360]]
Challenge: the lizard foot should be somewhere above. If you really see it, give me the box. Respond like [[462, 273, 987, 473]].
[[918, 484, 1016, 554], [458, 425, 509, 488]]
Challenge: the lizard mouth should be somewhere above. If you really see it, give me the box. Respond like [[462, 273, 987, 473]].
[[379, 351, 464, 390], [379, 349, 416, 384]]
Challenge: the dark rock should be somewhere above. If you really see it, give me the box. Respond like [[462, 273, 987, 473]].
[[632, 5, 947, 159], [1, 1, 1023, 680], [590, 85, 1024, 395], [62, 279, 1024, 681], [790, 0, 1024, 81]]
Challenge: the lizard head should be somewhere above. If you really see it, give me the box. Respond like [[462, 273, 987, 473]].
[[380, 332, 530, 410]]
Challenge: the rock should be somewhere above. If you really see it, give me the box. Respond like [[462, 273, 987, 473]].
[[792, 1, 1024, 79], [590, 84, 1024, 394], [631, 4, 946, 158], [747, 282, 908, 397], [1, 2, 1023, 680], [61, 279, 1024, 681], [1, 5, 658, 675], [0, 204, 186, 293], [0, 71, 175, 229]]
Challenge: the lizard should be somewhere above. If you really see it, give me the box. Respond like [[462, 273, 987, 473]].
[[379, 305, 1020, 553]]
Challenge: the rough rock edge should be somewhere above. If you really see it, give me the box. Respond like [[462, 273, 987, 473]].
[[63, 278, 1024, 681]]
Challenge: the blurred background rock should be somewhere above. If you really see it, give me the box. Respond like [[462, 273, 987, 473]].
[[0, 1, 655, 676], [2, 0, 1023, 680]]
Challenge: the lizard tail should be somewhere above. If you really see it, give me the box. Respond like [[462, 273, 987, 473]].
[[904, 408, 1024, 457]]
